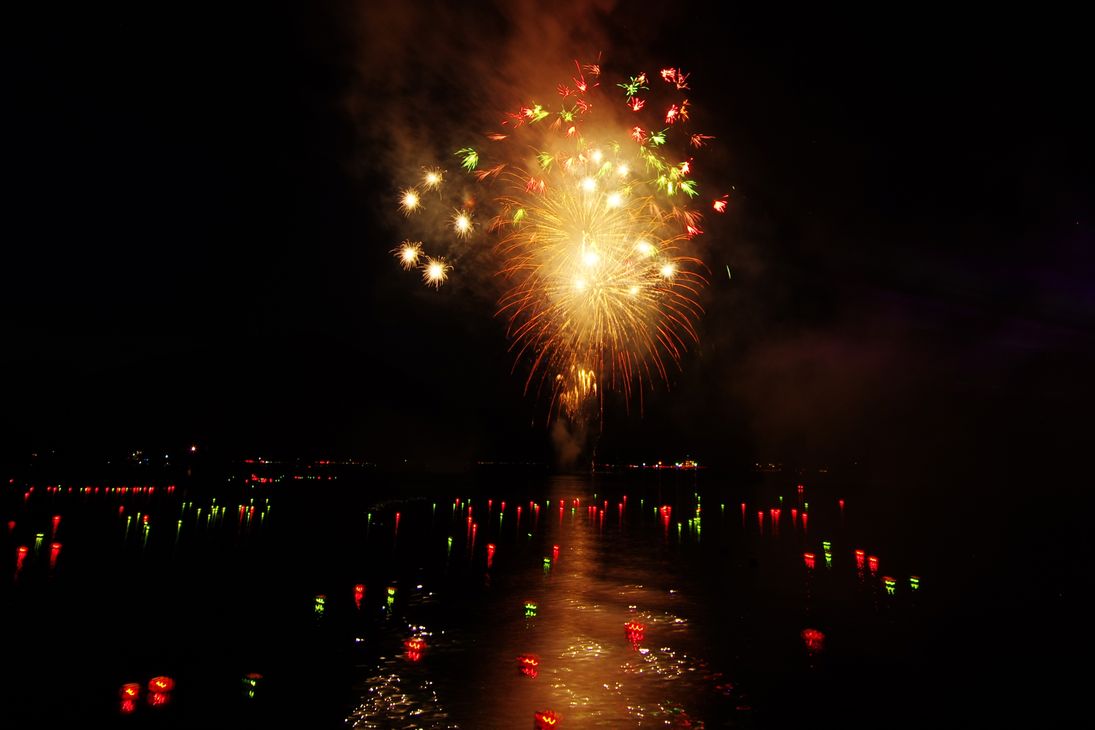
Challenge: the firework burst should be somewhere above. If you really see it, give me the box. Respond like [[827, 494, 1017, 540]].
[[387, 58, 729, 419]]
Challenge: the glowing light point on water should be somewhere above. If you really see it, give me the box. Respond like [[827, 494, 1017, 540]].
[[49, 542, 62, 569], [149, 676, 175, 694], [15, 545, 28, 572], [387, 585, 396, 609], [354, 583, 365, 609], [868, 556, 879, 573], [518, 653, 540, 678], [855, 549, 866, 569], [51, 514, 61, 537], [543, 557, 551, 574], [804, 552, 816, 569], [487, 543, 496, 568], [801, 628, 825, 654], [822, 541, 831, 551], [535, 709, 561, 728], [883, 576, 896, 595], [34, 533, 44, 553], [524, 601, 538, 618], [824, 551, 832, 569], [910, 576, 921, 590], [120, 682, 140, 713], [447, 536, 453, 556], [404, 636, 427, 662], [314, 595, 326, 616], [243, 672, 263, 699]]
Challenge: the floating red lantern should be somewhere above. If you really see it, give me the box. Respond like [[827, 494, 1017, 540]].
[[405, 636, 427, 661], [535, 709, 561, 728], [148, 676, 175, 693], [801, 628, 825, 654], [353, 583, 365, 609], [518, 653, 540, 677]]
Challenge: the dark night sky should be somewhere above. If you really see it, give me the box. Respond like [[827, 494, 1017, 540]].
[[3, 1, 1092, 475]]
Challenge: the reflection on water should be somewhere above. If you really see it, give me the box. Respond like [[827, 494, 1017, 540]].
[[347, 476, 753, 728], [2, 467, 941, 727]]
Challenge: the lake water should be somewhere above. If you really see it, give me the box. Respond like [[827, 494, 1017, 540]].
[[1, 465, 1077, 728]]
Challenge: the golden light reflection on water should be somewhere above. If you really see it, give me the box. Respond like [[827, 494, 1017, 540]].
[[347, 477, 738, 728]]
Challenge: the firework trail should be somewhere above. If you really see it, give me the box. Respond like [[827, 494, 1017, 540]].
[[389, 59, 729, 421]]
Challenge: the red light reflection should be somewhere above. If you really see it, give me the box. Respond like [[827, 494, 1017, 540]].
[[803, 552, 816, 569], [487, 543, 496, 568], [868, 555, 879, 573], [624, 620, 645, 644], [855, 550, 866, 569]]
